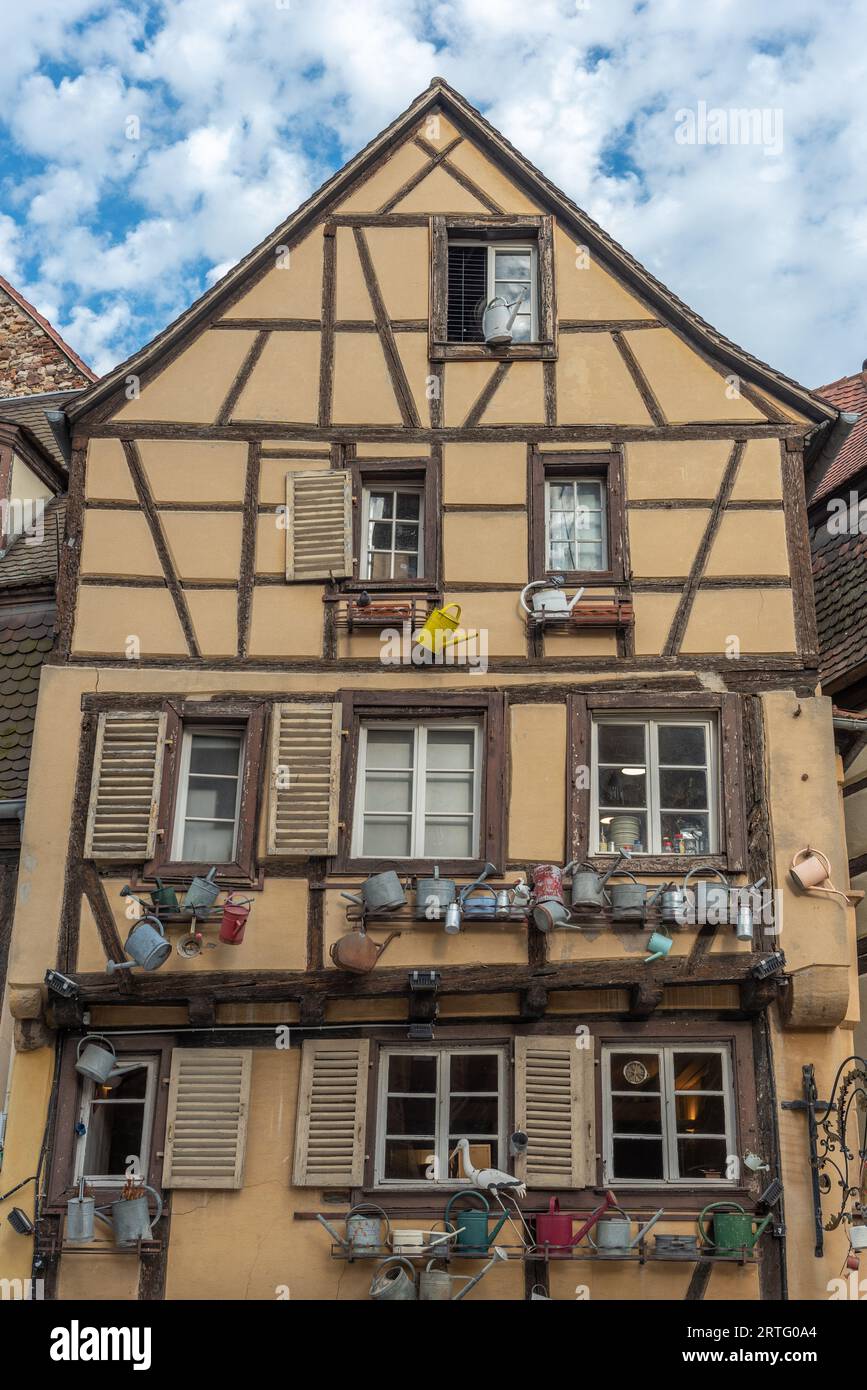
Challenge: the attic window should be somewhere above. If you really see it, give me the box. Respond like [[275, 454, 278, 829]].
[[431, 215, 555, 361]]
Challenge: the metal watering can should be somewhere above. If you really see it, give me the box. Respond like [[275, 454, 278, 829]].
[[316, 1203, 390, 1253], [182, 866, 220, 915], [589, 1206, 664, 1255], [605, 873, 667, 923], [567, 850, 630, 911], [106, 915, 171, 974], [698, 1202, 773, 1257], [482, 293, 524, 346], [419, 1247, 508, 1301], [530, 863, 572, 931], [534, 1190, 619, 1253], [330, 925, 400, 974], [520, 577, 585, 618], [369, 1257, 417, 1301], [444, 1190, 509, 1255], [416, 865, 456, 917], [75, 1036, 141, 1086], [69, 1184, 163, 1248], [683, 865, 730, 922], [341, 869, 407, 914], [462, 885, 498, 920], [219, 896, 252, 945], [149, 877, 180, 912]]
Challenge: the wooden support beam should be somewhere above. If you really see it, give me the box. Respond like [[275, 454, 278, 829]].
[[522, 980, 549, 1019], [629, 982, 663, 1019], [122, 440, 201, 658], [187, 996, 216, 1027]]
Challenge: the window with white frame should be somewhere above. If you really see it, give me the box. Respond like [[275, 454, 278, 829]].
[[545, 476, 607, 572], [447, 240, 537, 343], [591, 714, 717, 855], [353, 721, 481, 860], [171, 726, 245, 863], [361, 484, 424, 581], [375, 1046, 506, 1185], [603, 1045, 735, 1184], [74, 1056, 158, 1187]]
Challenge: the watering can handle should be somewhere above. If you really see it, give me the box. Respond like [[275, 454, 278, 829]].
[[602, 869, 640, 905], [697, 1201, 744, 1247], [76, 1034, 115, 1061], [444, 1188, 490, 1231], [346, 1201, 391, 1235], [519, 580, 547, 614]]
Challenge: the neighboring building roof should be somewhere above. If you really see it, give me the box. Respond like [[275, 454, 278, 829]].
[[0, 275, 96, 388], [0, 497, 65, 591], [812, 518, 867, 690], [809, 369, 867, 506], [68, 77, 836, 430], [0, 388, 82, 469], [0, 601, 55, 799]]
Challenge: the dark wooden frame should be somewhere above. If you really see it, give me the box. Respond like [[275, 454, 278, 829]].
[[567, 691, 747, 873], [430, 215, 556, 361], [346, 454, 441, 593], [528, 448, 627, 586], [45, 1031, 175, 1213], [336, 689, 507, 873], [144, 699, 267, 885]]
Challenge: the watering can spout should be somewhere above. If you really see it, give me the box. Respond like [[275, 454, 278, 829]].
[[628, 1208, 665, 1249], [565, 585, 586, 613], [315, 1212, 348, 1248]]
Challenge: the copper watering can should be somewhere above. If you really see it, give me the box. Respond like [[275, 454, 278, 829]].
[[330, 924, 400, 973]]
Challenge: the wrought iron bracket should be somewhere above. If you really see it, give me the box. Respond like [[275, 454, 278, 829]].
[[782, 1059, 867, 1257]]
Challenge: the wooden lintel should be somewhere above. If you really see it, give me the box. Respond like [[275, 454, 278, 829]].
[[629, 982, 664, 1019]]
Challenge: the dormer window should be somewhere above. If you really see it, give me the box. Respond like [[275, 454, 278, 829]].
[[446, 240, 537, 344]]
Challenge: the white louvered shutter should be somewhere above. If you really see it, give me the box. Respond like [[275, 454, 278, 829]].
[[162, 1049, 252, 1190], [514, 1035, 596, 1190], [293, 1039, 369, 1187], [266, 702, 341, 857], [83, 710, 167, 860], [285, 469, 352, 580]]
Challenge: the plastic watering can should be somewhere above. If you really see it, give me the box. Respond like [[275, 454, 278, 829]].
[[444, 1190, 509, 1254], [416, 604, 463, 653], [698, 1201, 773, 1256]]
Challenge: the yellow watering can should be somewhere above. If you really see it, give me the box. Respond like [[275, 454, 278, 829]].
[[416, 604, 467, 653]]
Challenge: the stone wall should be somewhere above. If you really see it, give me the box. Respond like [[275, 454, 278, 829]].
[[0, 286, 91, 396]]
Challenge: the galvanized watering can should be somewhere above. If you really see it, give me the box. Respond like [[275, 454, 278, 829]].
[[530, 863, 572, 931], [520, 578, 585, 618], [341, 869, 407, 914], [567, 850, 630, 911], [444, 1190, 509, 1255], [106, 915, 171, 974], [69, 1184, 163, 1248], [683, 865, 730, 921], [482, 293, 524, 347], [75, 1036, 141, 1086], [316, 1203, 390, 1253], [419, 1248, 508, 1301], [369, 1257, 417, 1301], [605, 873, 667, 923], [698, 1202, 773, 1257], [182, 866, 220, 915], [589, 1207, 664, 1255], [461, 885, 498, 920], [415, 865, 456, 916]]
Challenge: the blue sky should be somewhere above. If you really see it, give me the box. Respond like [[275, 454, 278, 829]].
[[1, 0, 864, 387]]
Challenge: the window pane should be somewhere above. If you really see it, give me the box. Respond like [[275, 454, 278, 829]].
[[388, 1055, 436, 1091], [509, 314, 531, 342], [598, 724, 646, 763], [658, 724, 707, 766], [659, 768, 708, 811], [370, 521, 392, 551], [613, 1138, 664, 1180], [598, 767, 646, 809], [450, 1054, 498, 1090], [395, 492, 421, 520], [104, 1068, 148, 1101], [426, 729, 474, 770], [574, 481, 603, 510], [394, 552, 418, 580], [394, 523, 419, 552], [548, 482, 574, 509], [674, 1052, 724, 1091], [189, 735, 241, 777], [385, 1140, 434, 1181], [449, 1095, 499, 1133], [575, 542, 604, 570], [677, 1137, 728, 1180], [82, 1102, 146, 1177], [611, 1093, 663, 1136], [362, 818, 411, 857], [609, 1054, 660, 1091], [369, 551, 394, 580], [368, 492, 393, 520], [549, 512, 576, 542], [424, 819, 474, 858], [181, 820, 235, 862], [575, 511, 603, 541], [386, 1097, 437, 1134], [659, 812, 710, 854], [366, 729, 414, 769], [425, 774, 474, 815], [186, 775, 239, 821], [364, 773, 412, 814], [495, 252, 532, 280], [599, 812, 647, 853], [676, 1094, 727, 1134], [449, 1142, 494, 1177], [549, 542, 576, 570]]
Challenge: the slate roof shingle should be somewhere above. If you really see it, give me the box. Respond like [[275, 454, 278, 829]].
[[0, 497, 65, 591], [0, 603, 54, 799], [0, 388, 82, 470]]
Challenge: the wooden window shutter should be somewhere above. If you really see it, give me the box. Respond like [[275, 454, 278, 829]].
[[285, 468, 352, 580], [514, 1035, 595, 1190], [266, 702, 341, 857], [293, 1038, 370, 1187], [162, 1049, 252, 1190], [83, 710, 167, 860]]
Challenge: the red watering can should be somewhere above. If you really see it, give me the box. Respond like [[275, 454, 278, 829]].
[[534, 1191, 619, 1253], [219, 896, 252, 945]]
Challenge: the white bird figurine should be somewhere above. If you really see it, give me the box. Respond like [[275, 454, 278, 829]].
[[450, 1137, 526, 1198]]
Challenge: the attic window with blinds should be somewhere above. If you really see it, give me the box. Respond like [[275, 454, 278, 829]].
[[446, 241, 537, 343]]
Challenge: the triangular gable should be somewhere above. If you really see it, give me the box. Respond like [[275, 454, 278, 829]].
[[68, 77, 835, 429]]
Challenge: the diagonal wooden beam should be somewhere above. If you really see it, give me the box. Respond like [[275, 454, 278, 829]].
[[440, 156, 504, 214], [462, 361, 511, 428], [122, 440, 201, 657], [216, 330, 269, 425], [352, 226, 421, 428], [612, 330, 667, 426], [662, 440, 745, 657], [236, 441, 261, 658], [377, 135, 463, 214]]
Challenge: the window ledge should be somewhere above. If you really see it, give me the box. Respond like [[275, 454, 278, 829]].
[[430, 341, 556, 362]]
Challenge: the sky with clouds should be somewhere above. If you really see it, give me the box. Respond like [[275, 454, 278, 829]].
[[1, 0, 864, 387]]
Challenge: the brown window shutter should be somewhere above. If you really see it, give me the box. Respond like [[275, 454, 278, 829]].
[[83, 710, 168, 861], [266, 702, 341, 857], [514, 1035, 595, 1190], [162, 1049, 252, 1190], [285, 468, 352, 580], [293, 1038, 370, 1187]]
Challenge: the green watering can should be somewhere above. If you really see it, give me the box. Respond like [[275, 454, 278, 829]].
[[444, 1190, 509, 1255], [698, 1201, 773, 1257]]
